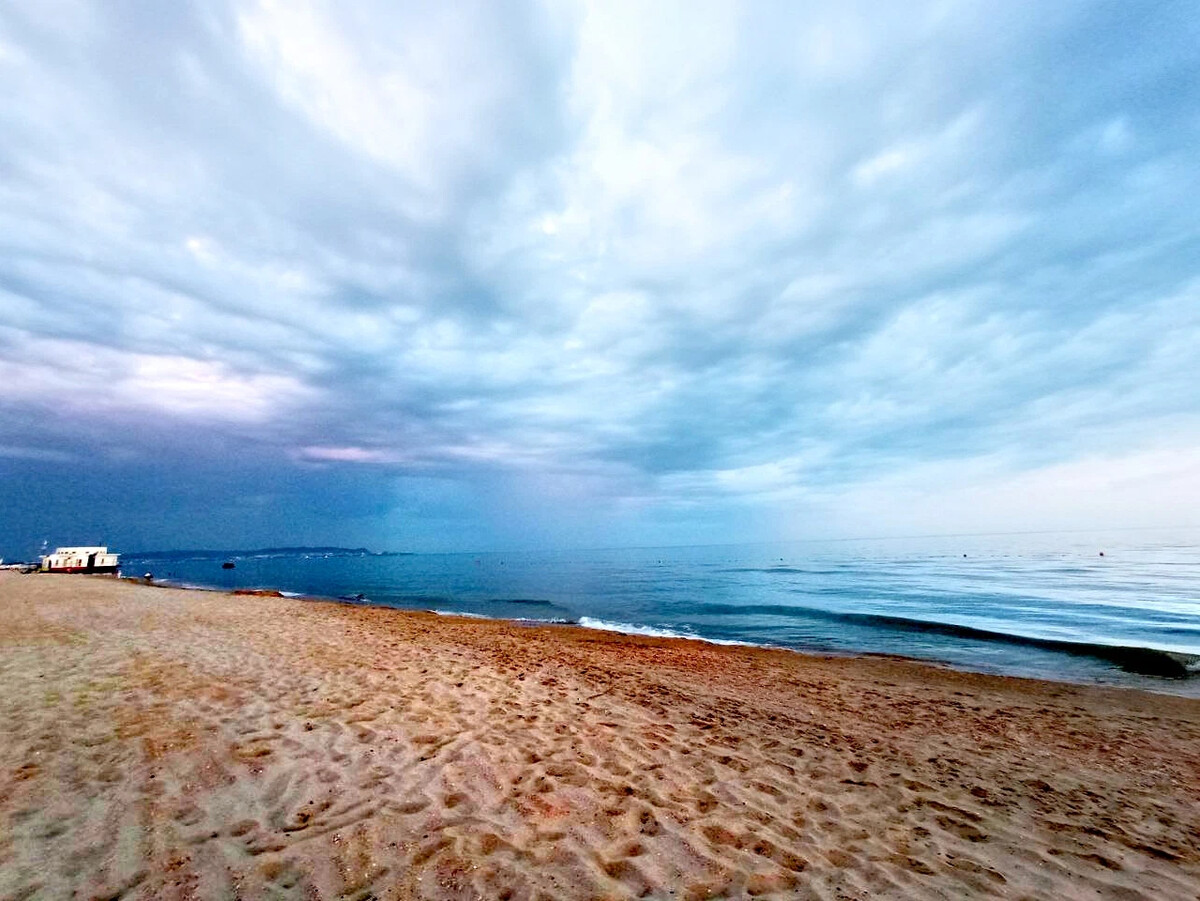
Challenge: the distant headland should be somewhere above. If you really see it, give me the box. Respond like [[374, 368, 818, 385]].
[[124, 547, 410, 561]]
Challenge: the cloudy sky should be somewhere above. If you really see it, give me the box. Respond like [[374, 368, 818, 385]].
[[1, 0, 1198, 556]]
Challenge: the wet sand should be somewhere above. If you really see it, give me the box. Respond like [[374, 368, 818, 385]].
[[1, 572, 1198, 900]]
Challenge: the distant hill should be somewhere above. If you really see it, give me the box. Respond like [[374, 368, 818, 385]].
[[125, 546, 408, 561]]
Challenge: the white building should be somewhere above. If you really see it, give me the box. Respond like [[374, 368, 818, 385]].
[[40, 546, 120, 574]]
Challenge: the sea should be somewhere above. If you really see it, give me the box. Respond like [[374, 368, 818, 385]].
[[125, 528, 1200, 697]]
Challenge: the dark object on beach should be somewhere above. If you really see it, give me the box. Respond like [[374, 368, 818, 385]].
[[222, 561, 236, 569], [143, 572, 153, 583], [1099, 551, 1105, 557]]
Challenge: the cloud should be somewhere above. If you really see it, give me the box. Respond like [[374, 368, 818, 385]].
[[1, 0, 1198, 552], [805, 437, 1200, 540], [0, 331, 315, 423], [0, 444, 76, 463], [297, 446, 407, 465]]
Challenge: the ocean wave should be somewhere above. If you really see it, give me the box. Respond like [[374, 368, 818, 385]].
[[429, 610, 579, 627], [162, 580, 221, 592], [850, 614, 1200, 678], [394, 594, 451, 605], [689, 602, 1198, 678], [716, 566, 842, 576], [576, 617, 760, 647]]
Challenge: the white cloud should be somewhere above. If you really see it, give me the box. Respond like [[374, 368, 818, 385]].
[[236, 0, 557, 215], [0, 444, 77, 463], [805, 439, 1200, 539], [0, 333, 314, 424], [297, 445, 406, 464]]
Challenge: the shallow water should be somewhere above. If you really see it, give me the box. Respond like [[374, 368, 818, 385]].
[[127, 528, 1200, 695]]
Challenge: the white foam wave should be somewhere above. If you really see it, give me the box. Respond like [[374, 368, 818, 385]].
[[576, 617, 761, 647], [431, 609, 489, 619]]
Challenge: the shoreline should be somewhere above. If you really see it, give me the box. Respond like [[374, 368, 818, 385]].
[[3, 572, 1199, 898], [137, 572, 1200, 693]]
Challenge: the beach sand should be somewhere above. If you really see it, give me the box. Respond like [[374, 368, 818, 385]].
[[1, 573, 1198, 899]]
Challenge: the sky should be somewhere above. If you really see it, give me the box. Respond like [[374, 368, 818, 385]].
[[1, 0, 1199, 557]]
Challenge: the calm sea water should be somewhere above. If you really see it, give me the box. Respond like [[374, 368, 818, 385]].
[[128, 528, 1200, 696]]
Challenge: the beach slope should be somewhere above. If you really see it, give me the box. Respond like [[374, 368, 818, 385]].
[[1, 572, 1198, 899]]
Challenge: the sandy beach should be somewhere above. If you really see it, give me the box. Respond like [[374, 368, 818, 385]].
[[1, 573, 1198, 900]]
